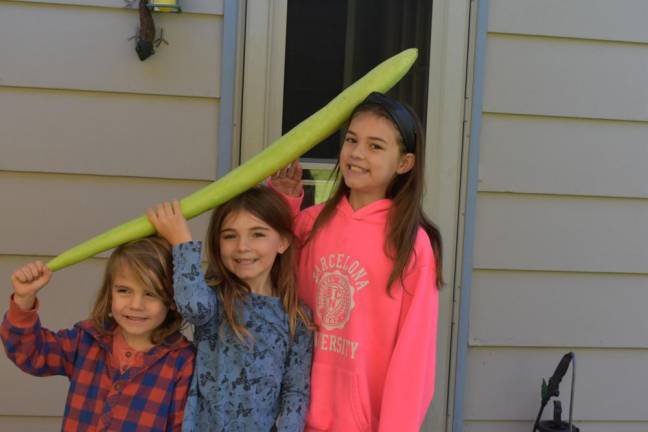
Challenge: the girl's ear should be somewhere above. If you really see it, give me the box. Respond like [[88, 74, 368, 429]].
[[277, 236, 291, 255], [396, 153, 415, 175]]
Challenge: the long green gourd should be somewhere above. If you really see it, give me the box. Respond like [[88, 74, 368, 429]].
[[47, 48, 418, 271]]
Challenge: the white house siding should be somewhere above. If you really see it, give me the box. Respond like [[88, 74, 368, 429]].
[[464, 0, 648, 431], [0, 0, 224, 429]]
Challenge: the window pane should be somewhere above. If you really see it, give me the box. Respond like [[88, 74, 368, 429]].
[[283, 0, 432, 161], [302, 164, 337, 207]]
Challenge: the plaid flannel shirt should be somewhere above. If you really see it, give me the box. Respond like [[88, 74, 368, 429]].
[[1, 299, 195, 431]]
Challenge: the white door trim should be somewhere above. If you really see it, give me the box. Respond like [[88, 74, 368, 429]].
[[239, 0, 288, 163]]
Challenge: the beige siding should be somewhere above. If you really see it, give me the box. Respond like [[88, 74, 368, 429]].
[[471, 270, 648, 348], [0, 417, 62, 432], [479, 114, 648, 198], [474, 193, 648, 273], [0, 0, 226, 426], [465, 421, 648, 432], [0, 87, 219, 180], [0, 172, 212, 256], [15, 0, 223, 14], [489, 0, 648, 43], [465, 348, 648, 421], [466, 0, 648, 428], [483, 35, 648, 120], [0, 2, 222, 97]]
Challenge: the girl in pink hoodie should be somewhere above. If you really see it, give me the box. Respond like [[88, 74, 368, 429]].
[[271, 91, 443, 432]]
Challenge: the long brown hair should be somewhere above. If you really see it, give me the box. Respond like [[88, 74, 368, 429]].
[[204, 185, 313, 342], [307, 93, 443, 292], [90, 237, 184, 344]]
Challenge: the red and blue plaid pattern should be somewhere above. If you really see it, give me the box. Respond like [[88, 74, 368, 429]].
[[1, 313, 195, 431]]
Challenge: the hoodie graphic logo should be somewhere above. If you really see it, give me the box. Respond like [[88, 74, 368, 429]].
[[316, 271, 355, 330], [313, 254, 369, 330]]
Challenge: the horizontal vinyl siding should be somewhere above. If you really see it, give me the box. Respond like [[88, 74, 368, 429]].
[[465, 421, 648, 432], [470, 270, 648, 348], [489, 0, 648, 43], [1, 0, 226, 425], [0, 171, 212, 257], [465, 0, 648, 429], [465, 348, 648, 421], [0, 87, 219, 179], [14, 0, 223, 15], [0, 1, 222, 97], [479, 114, 648, 198], [473, 193, 648, 273], [483, 35, 648, 121], [0, 416, 62, 432]]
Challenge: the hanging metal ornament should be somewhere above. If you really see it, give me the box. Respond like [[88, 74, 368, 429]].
[[147, 0, 182, 13]]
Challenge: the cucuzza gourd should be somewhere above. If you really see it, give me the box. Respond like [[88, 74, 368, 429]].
[[47, 48, 418, 271]]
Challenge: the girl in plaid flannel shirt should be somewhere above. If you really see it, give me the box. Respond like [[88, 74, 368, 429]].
[[148, 186, 314, 432], [1, 237, 195, 431]]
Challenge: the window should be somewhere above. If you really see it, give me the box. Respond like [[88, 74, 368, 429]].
[[283, 0, 432, 206]]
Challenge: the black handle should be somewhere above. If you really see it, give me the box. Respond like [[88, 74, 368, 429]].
[[545, 352, 573, 402]]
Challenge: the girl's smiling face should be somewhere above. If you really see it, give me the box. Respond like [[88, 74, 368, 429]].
[[340, 112, 414, 209], [111, 264, 169, 350], [219, 210, 289, 296]]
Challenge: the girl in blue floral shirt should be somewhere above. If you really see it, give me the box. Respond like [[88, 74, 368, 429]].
[[148, 186, 313, 432]]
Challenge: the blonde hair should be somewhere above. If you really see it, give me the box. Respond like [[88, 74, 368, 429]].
[[90, 237, 183, 345]]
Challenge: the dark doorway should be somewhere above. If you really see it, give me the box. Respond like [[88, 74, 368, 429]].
[[283, 0, 433, 162]]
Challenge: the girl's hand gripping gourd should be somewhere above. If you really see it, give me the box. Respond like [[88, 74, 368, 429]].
[[11, 261, 52, 311], [146, 200, 194, 246]]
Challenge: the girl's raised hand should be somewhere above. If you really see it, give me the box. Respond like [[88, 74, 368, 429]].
[[11, 261, 52, 310], [147, 200, 193, 246], [270, 161, 303, 197]]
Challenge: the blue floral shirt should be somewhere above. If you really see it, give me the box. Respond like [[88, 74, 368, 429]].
[[173, 241, 313, 432]]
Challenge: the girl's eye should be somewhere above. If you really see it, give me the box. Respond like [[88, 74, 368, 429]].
[[115, 287, 130, 294], [145, 291, 159, 298], [221, 234, 236, 240], [252, 231, 266, 238], [344, 136, 356, 143], [370, 143, 383, 150]]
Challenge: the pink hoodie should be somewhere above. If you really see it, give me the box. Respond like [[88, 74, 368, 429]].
[[283, 193, 438, 432]]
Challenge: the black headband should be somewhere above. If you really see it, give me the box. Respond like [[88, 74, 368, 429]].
[[361, 92, 416, 153]]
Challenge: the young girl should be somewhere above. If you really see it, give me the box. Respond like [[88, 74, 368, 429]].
[[147, 186, 314, 432], [270, 91, 443, 431], [0, 237, 195, 431]]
